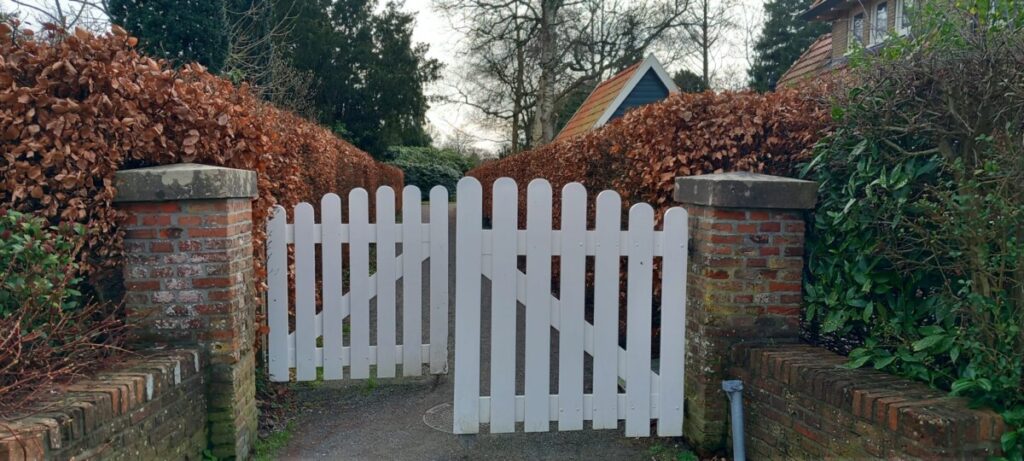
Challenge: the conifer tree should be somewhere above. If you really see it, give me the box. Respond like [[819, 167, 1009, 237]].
[[747, 0, 827, 92], [109, 0, 230, 73]]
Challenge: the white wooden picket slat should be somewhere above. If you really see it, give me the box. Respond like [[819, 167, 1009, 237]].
[[592, 190, 621, 429], [524, 179, 553, 433], [489, 178, 518, 433], [454, 177, 482, 434], [267, 206, 289, 382], [294, 203, 317, 381], [558, 183, 586, 431], [429, 186, 449, 374], [376, 187, 398, 378], [625, 203, 655, 437], [349, 189, 372, 379], [658, 207, 688, 436], [321, 194, 345, 380], [402, 186, 423, 376]]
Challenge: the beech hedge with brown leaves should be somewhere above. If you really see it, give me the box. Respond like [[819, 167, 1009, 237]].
[[469, 89, 829, 225], [0, 26, 402, 298]]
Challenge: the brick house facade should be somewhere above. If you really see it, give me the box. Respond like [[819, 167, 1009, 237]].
[[778, 0, 915, 86]]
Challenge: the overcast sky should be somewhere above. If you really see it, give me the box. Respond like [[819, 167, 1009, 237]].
[[1, 0, 765, 151]]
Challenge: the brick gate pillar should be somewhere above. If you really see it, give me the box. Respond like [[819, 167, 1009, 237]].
[[673, 172, 817, 453], [114, 163, 258, 460]]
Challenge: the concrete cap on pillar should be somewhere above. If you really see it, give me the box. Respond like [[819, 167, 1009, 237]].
[[113, 163, 258, 202], [673, 172, 818, 210]]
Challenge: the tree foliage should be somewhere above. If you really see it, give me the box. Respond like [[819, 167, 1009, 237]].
[[105, 0, 440, 159], [672, 68, 709, 93], [280, 0, 441, 158], [747, 0, 827, 92], [109, 0, 231, 72], [803, 3, 1024, 456]]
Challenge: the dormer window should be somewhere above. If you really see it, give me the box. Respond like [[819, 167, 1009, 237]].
[[850, 11, 865, 48], [870, 2, 889, 46]]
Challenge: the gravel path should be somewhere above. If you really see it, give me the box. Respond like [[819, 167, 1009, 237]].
[[278, 203, 667, 461]]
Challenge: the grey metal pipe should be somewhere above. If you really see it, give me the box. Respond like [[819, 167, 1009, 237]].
[[722, 380, 746, 461]]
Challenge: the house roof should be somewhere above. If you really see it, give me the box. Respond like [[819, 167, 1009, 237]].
[[777, 33, 834, 88], [802, 0, 855, 21], [552, 54, 678, 143]]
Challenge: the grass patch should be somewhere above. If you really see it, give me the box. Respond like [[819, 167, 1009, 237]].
[[254, 422, 295, 461], [647, 442, 698, 461]]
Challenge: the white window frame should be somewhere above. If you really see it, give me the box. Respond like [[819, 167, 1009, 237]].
[[870, 1, 889, 46], [848, 10, 866, 50], [896, 0, 913, 36]]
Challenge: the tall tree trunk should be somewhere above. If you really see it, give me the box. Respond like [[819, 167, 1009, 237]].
[[702, 0, 709, 87], [533, 0, 559, 146], [511, 27, 526, 153]]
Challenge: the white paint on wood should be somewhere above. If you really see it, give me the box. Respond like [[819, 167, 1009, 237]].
[[489, 178, 518, 433], [402, 186, 423, 376], [376, 187, 398, 378], [294, 202, 317, 381], [429, 186, 449, 374], [558, 183, 586, 431], [625, 203, 654, 437], [524, 179, 553, 432], [286, 344, 434, 367], [349, 189, 372, 379], [475, 393, 661, 425], [267, 206, 290, 381], [454, 177, 482, 434], [591, 190, 621, 429], [658, 207, 688, 436], [321, 193, 345, 380]]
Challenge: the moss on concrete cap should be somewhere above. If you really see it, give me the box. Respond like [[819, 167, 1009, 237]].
[[113, 163, 257, 203], [673, 172, 818, 210]]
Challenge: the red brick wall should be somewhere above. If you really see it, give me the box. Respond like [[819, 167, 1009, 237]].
[[730, 344, 1005, 459], [118, 197, 257, 459], [0, 350, 206, 461], [684, 205, 807, 448]]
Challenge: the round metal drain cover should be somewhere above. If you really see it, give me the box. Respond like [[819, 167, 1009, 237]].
[[423, 403, 455, 434]]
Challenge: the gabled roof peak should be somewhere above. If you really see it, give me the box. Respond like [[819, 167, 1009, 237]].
[[553, 54, 678, 143]]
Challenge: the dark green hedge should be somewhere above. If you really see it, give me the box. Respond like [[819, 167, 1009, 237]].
[[386, 146, 476, 199], [803, 3, 1024, 456]]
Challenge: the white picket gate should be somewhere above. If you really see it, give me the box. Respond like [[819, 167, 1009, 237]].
[[266, 186, 450, 382], [265, 177, 689, 439], [453, 177, 689, 437]]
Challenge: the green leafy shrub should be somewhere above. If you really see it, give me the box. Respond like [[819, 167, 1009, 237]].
[[0, 210, 82, 317], [387, 146, 475, 199], [803, 2, 1024, 456], [0, 210, 123, 411]]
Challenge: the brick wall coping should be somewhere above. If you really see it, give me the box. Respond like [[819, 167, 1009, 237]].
[[732, 344, 1005, 448], [0, 349, 202, 458], [113, 163, 257, 202], [674, 172, 818, 209]]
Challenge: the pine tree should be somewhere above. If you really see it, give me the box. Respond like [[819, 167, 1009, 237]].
[[109, 0, 230, 73], [747, 0, 827, 92]]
